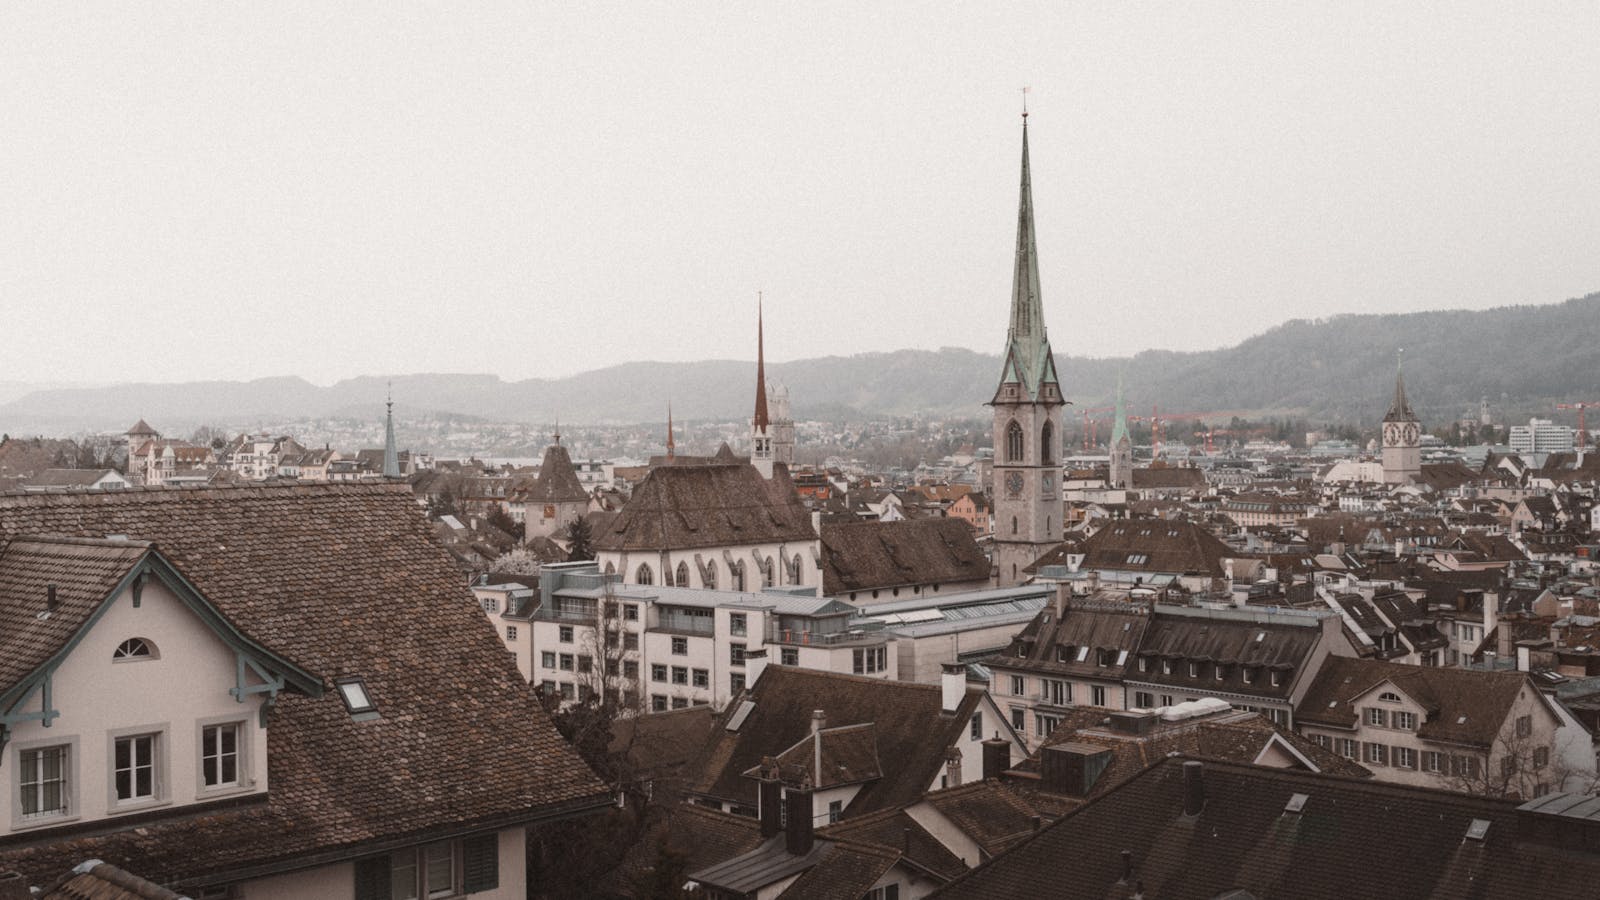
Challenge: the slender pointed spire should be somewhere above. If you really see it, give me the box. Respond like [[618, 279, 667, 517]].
[[553, 414, 561, 445], [753, 293, 770, 430], [996, 112, 1060, 402], [1385, 348, 1416, 422], [666, 400, 676, 461], [1110, 371, 1130, 447], [382, 382, 400, 479]]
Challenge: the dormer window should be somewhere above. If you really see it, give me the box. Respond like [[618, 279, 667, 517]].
[[1189, 662, 1200, 678], [337, 678, 378, 718], [113, 638, 157, 661]]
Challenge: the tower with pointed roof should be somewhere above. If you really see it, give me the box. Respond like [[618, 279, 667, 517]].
[[750, 299, 777, 478], [1381, 352, 1421, 484], [382, 388, 400, 479], [666, 401, 677, 463], [991, 113, 1066, 586], [1109, 374, 1133, 489]]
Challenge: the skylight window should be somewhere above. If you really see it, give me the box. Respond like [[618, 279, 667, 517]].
[[1466, 819, 1491, 841], [1284, 793, 1309, 813], [337, 678, 377, 716]]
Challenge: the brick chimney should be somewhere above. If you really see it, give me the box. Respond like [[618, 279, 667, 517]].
[[1183, 761, 1206, 817], [757, 756, 783, 839], [981, 736, 1011, 781], [944, 747, 963, 788], [785, 781, 815, 856], [0, 872, 29, 900]]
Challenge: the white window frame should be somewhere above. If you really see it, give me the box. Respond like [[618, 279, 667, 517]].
[[196, 715, 254, 796], [107, 723, 169, 812], [13, 736, 79, 828]]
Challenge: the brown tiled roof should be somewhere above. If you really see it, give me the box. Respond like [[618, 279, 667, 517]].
[[817, 808, 967, 881], [526, 443, 589, 503], [924, 781, 1046, 856], [0, 484, 608, 889], [611, 705, 720, 797], [755, 723, 884, 789], [935, 758, 1600, 900], [1079, 520, 1231, 578], [1415, 462, 1482, 491], [593, 463, 816, 552], [37, 860, 185, 900], [1130, 610, 1324, 701], [775, 841, 898, 900], [820, 519, 990, 594], [0, 536, 152, 691], [691, 666, 983, 817], [1296, 655, 1537, 747], [1130, 468, 1206, 490], [993, 596, 1149, 681]]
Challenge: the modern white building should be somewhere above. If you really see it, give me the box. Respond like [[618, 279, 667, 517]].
[[1510, 418, 1576, 454]]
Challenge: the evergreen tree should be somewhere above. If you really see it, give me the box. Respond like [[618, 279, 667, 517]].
[[566, 516, 595, 561]]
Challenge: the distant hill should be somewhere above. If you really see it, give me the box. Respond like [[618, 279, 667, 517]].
[[3, 292, 1598, 433]]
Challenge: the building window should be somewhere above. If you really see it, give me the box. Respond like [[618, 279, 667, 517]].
[[1006, 420, 1024, 462], [1453, 755, 1479, 778], [1011, 675, 1026, 696], [1162, 659, 1173, 675], [730, 561, 746, 592], [730, 643, 747, 667], [1364, 743, 1388, 766], [853, 646, 888, 674], [559, 626, 574, 643], [542, 651, 557, 669], [1516, 715, 1533, 738], [1393, 711, 1416, 730], [692, 669, 709, 688], [1045, 679, 1070, 706], [672, 666, 688, 685], [1135, 691, 1155, 708], [1394, 747, 1417, 769], [1365, 708, 1387, 727], [730, 613, 748, 637], [731, 673, 746, 693], [1011, 707, 1026, 731], [867, 885, 901, 900], [1379, 691, 1402, 703], [113, 637, 157, 661], [19, 745, 70, 819], [556, 653, 572, 671], [1270, 670, 1283, 687], [970, 712, 983, 740], [1534, 746, 1550, 769], [505, 625, 517, 641], [635, 563, 654, 585], [781, 647, 798, 666], [480, 597, 497, 614], [559, 682, 575, 701], [1036, 713, 1060, 738], [1041, 421, 1054, 465], [1092, 686, 1108, 706], [624, 604, 639, 621], [1423, 750, 1444, 773], [1011, 517, 1018, 535], [762, 559, 775, 588], [1189, 662, 1199, 678], [790, 554, 804, 585], [577, 655, 593, 674], [201, 723, 240, 789], [652, 695, 668, 712], [671, 637, 688, 655], [114, 734, 158, 803], [624, 632, 639, 651], [827, 799, 844, 824], [1336, 739, 1358, 760]]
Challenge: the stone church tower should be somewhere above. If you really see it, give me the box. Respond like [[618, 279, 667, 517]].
[[991, 115, 1066, 586], [1109, 374, 1133, 490], [1382, 353, 1422, 485]]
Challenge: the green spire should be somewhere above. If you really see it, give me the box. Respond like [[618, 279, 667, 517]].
[[1384, 348, 1416, 422], [1110, 371, 1129, 446], [997, 117, 1061, 401], [382, 384, 400, 479]]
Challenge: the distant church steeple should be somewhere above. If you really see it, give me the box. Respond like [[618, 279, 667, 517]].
[[666, 400, 676, 462], [382, 383, 400, 479], [751, 295, 776, 478], [1381, 350, 1421, 485], [1109, 372, 1132, 489], [991, 111, 1066, 586]]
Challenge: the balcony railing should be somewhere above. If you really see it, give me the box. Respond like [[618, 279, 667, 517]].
[[657, 612, 715, 635], [529, 607, 597, 623], [766, 627, 885, 647]]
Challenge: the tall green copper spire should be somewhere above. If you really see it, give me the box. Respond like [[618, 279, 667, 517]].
[[1110, 371, 1129, 447], [996, 115, 1061, 401], [1384, 348, 1416, 423], [382, 383, 400, 479]]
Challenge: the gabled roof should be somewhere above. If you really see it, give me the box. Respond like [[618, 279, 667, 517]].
[[993, 596, 1149, 680], [0, 484, 607, 888], [593, 463, 816, 552], [923, 781, 1048, 857], [820, 519, 990, 594], [1297, 656, 1540, 747], [1384, 356, 1418, 423], [1077, 519, 1232, 578], [750, 723, 884, 789], [818, 808, 967, 882], [1130, 609, 1325, 700], [691, 666, 983, 816]]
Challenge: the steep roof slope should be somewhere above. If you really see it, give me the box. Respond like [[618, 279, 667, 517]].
[[0, 484, 607, 888], [594, 463, 816, 552], [820, 519, 990, 594]]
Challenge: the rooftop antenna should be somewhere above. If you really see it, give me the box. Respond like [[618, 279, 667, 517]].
[[1021, 85, 1030, 121]]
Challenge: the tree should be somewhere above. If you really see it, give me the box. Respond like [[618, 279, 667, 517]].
[[486, 505, 525, 542], [566, 516, 595, 561], [425, 486, 458, 520], [1436, 716, 1593, 801]]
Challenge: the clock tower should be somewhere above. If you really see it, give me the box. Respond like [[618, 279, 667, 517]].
[[990, 113, 1066, 586], [1381, 352, 1422, 485]]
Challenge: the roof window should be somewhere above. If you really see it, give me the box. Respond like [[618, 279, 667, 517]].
[[1284, 793, 1309, 814], [337, 678, 378, 718], [1466, 819, 1491, 841]]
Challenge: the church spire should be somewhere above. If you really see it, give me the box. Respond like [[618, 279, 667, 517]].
[[1110, 371, 1129, 447], [382, 383, 400, 479], [753, 294, 770, 430], [1385, 349, 1416, 422], [996, 114, 1060, 402], [666, 400, 676, 461]]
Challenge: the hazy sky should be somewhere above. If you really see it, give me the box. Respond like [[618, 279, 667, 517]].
[[4, 3, 1598, 386]]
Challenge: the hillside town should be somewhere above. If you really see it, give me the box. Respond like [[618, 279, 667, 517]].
[[4, 112, 1600, 900]]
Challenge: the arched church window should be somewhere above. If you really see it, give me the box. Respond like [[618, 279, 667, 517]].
[[1041, 422, 1054, 465], [762, 558, 775, 588], [1006, 421, 1024, 462], [705, 560, 718, 589], [790, 554, 804, 585], [1046, 516, 1052, 534], [1012, 516, 1018, 535], [604, 561, 616, 575], [675, 562, 689, 588], [636, 564, 653, 585], [731, 561, 746, 592]]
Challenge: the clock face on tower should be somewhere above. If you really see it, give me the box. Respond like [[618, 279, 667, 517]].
[[1005, 472, 1024, 497], [1384, 424, 1399, 445], [1403, 423, 1418, 444]]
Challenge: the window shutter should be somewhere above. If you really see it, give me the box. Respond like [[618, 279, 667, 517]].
[[463, 833, 500, 894], [354, 856, 391, 900]]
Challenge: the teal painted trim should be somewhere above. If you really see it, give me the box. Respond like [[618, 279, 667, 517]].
[[230, 651, 286, 703], [1, 673, 58, 728]]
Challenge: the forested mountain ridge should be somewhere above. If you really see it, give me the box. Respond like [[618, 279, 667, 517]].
[[2, 292, 1597, 433]]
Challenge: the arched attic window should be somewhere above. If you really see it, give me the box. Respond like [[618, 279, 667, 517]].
[[113, 638, 157, 661], [675, 561, 689, 588], [636, 563, 654, 585], [1041, 421, 1054, 465], [1006, 421, 1025, 462]]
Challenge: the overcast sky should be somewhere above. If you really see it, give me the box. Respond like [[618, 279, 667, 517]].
[[4, 3, 1598, 386]]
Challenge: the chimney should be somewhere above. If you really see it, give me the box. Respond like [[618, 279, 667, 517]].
[[0, 872, 29, 900], [784, 782, 815, 856], [945, 747, 963, 788], [1041, 744, 1112, 797], [1120, 850, 1134, 884], [757, 757, 783, 839], [1182, 761, 1205, 817], [1030, 814, 1042, 832], [981, 736, 1011, 781], [46, 584, 57, 612], [941, 663, 966, 714], [746, 648, 769, 686]]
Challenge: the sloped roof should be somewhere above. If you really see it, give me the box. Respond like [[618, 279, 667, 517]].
[[936, 758, 1600, 899], [691, 666, 982, 817], [995, 596, 1149, 680], [526, 443, 589, 503], [821, 519, 990, 594], [594, 463, 816, 552], [1079, 520, 1232, 578], [1131, 610, 1324, 701], [25, 469, 121, 488], [1130, 467, 1207, 490], [775, 841, 899, 900], [818, 808, 967, 881], [1296, 655, 1537, 747], [0, 484, 607, 888], [924, 781, 1048, 856], [753, 723, 884, 789], [37, 860, 184, 900]]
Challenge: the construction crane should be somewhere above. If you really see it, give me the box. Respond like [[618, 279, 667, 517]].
[[1076, 406, 1115, 451], [1557, 402, 1600, 449]]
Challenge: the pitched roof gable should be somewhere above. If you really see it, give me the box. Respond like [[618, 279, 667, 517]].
[[594, 463, 816, 552], [821, 519, 990, 594]]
